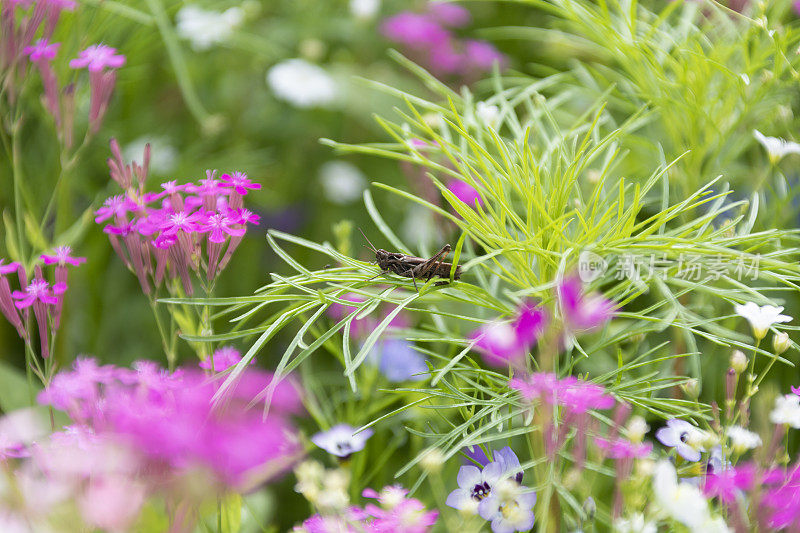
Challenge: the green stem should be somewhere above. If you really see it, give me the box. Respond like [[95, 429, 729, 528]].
[[11, 120, 27, 263]]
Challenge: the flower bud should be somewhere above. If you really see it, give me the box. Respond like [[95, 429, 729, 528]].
[[682, 378, 700, 399], [582, 496, 597, 521], [626, 416, 649, 444], [730, 350, 748, 374], [419, 448, 444, 474], [773, 331, 792, 355]]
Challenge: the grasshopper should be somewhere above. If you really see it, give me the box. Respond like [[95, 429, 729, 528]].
[[360, 230, 462, 291]]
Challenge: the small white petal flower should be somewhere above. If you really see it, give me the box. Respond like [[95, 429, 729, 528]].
[[614, 513, 656, 533], [726, 426, 761, 453], [753, 130, 800, 163], [734, 302, 792, 340], [350, 0, 380, 19], [176, 5, 244, 51], [770, 394, 800, 428], [475, 102, 501, 129], [311, 424, 373, 457], [652, 460, 714, 530], [773, 331, 792, 355], [627, 416, 649, 443], [318, 161, 367, 204], [267, 59, 338, 108]]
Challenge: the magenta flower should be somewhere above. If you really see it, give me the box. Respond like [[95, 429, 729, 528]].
[[470, 303, 547, 367], [200, 211, 246, 243], [234, 208, 261, 226], [200, 346, 251, 372], [427, 1, 471, 27], [23, 38, 59, 62], [364, 486, 439, 532], [186, 176, 226, 197], [95, 195, 135, 223], [447, 179, 484, 207], [463, 40, 507, 71], [41, 246, 86, 267], [509, 373, 615, 414], [220, 172, 261, 196], [69, 44, 125, 72], [12, 279, 66, 308], [381, 13, 451, 48], [0, 260, 19, 276], [703, 463, 755, 504], [557, 275, 615, 331], [160, 209, 203, 235], [594, 437, 652, 459]]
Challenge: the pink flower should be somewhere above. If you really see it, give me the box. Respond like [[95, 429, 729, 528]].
[[363, 485, 438, 533], [160, 209, 203, 235], [23, 38, 60, 61], [199, 211, 246, 243], [187, 176, 226, 197], [41, 246, 86, 267], [12, 279, 66, 308], [470, 303, 547, 367], [427, 2, 471, 27], [557, 276, 615, 331], [0, 260, 19, 275], [234, 208, 261, 226], [95, 195, 135, 223], [381, 13, 451, 49], [200, 346, 250, 372], [463, 40, 507, 71], [69, 44, 125, 72], [447, 179, 483, 207], [703, 463, 755, 504], [594, 437, 652, 459], [509, 373, 615, 414], [220, 172, 261, 196]]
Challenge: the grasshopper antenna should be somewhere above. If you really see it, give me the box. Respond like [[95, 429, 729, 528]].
[[358, 227, 378, 254]]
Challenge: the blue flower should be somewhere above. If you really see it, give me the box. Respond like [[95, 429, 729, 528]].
[[369, 339, 428, 382]]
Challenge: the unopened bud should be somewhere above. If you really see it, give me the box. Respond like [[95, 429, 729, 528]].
[[626, 416, 649, 443], [773, 331, 792, 355], [730, 350, 748, 373], [682, 378, 700, 399], [419, 448, 444, 473], [582, 496, 596, 521]]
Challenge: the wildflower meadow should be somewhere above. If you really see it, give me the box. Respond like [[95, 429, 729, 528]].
[[4, 0, 800, 531]]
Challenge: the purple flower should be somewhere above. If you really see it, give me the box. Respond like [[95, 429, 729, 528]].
[[370, 339, 428, 382], [23, 38, 60, 62], [220, 172, 261, 196], [381, 13, 451, 48], [446, 461, 506, 513], [655, 419, 707, 462], [427, 1, 471, 27], [447, 179, 484, 207], [557, 275, 615, 331], [471, 303, 547, 367], [69, 44, 126, 72], [479, 489, 536, 533], [41, 246, 86, 267], [311, 423, 373, 458]]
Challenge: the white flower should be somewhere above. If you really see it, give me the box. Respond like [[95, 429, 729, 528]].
[[476, 102, 501, 129], [267, 59, 338, 108], [350, 0, 380, 19], [626, 416, 649, 443], [318, 161, 366, 204], [652, 460, 720, 531], [614, 513, 656, 533], [311, 424, 373, 457], [753, 130, 800, 162], [734, 302, 792, 340], [123, 136, 177, 175], [726, 426, 761, 453], [176, 5, 244, 51], [773, 331, 792, 355], [730, 350, 747, 373], [770, 394, 800, 428]]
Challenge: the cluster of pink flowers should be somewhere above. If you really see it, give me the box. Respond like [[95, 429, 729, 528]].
[[96, 139, 260, 295], [295, 485, 438, 533], [38, 357, 304, 492], [470, 275, 615, 368], [381, 2, 506, 83], [3, 1, 125, 144], [0, 247, 84, 359]]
